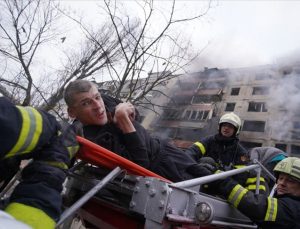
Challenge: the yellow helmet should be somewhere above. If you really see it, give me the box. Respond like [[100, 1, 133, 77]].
[[219, 112, 242, 135], [273, 157, 300, 181]]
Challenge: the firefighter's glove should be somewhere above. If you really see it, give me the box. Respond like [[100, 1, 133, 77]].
[[199, 157, 217, 166], [199, 157, 218, 174], [187, 157, 217, 177], [233, 168, 258, 186]]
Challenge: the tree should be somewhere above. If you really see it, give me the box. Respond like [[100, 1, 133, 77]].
[[0, 0, 211, 118], [0, 0, 60, 106], [0, 0, 129, 112], [92, 0, 211, 113], [37, 20, 137, 113]]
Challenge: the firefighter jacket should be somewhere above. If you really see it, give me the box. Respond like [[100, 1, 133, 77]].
[[185, 134, 268, 193], [185, 134, 248, 170], [0, 97, 78, 229], [216, 177, 300, 229], [77, 120, 196, 182]]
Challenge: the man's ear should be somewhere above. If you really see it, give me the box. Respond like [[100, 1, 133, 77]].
[[67, 107, 76, 119]]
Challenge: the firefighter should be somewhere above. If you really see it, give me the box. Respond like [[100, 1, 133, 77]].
[[64, 80, 200, 182], [184, 113, 269, 194], [0, 97, 78, 229], [213, 157, 300, 229], [185, 112, 248, 171]]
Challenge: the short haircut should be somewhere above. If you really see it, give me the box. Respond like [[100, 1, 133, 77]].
[[64, 80, 97, 107]]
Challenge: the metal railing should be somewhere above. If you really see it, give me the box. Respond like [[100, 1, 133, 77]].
[[172, 160, 276, 196]]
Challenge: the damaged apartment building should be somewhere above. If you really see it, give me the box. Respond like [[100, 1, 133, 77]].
[[97, 65, 300, 157]]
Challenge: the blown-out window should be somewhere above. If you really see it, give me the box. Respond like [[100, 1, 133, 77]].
[[225, 103, 236, 112], [275, 144, 287, 152], [183, 110, 209, 121], [162, 109, 182, 120], [248, 102, 268, 112], [252, 86, 269, 95], [291, 145, 300, 155], [231, 88, 240, 95], [242, 120, 265, 132]]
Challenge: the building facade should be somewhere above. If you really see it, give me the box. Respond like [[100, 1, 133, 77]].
[[143, 65, 300, 156]]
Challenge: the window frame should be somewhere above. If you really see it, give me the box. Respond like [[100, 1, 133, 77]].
[[225, 103, 236, 112], [248, 102, 268, 112], [230, 87, 240, 96], [242, 120, 266, 132]]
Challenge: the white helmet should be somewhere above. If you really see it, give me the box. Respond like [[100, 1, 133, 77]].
[[0, 210, 31, 229], [219, 112, 242, 135]]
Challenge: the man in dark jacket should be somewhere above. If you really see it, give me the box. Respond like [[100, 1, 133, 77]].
[[64, 79, 204, 182], [212, 157, 300, 229], [0, 97, 78, 228]]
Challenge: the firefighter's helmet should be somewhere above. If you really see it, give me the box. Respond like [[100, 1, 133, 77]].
[[219, 112, 242, 135], [273, 157, 300, 182]]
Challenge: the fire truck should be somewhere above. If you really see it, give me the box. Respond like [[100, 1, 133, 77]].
[[54, 136, 274, 229]]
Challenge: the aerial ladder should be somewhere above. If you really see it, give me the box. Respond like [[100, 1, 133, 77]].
[[54, 136, 276, 229]]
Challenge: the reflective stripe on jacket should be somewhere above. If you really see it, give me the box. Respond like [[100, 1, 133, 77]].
[[185, 134, 248, 169], [217, 177, 300, 229], [0, 97, 78, 228]]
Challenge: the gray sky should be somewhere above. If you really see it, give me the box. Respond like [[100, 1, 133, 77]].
[[53, 0, 300, 71], [194, 0, 300, 68]]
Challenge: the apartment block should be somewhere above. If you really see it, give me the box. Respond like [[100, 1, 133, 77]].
[[144, 65, 300, 156]]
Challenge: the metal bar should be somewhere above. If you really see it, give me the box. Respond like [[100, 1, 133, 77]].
[[172, 164, 260, 188], [269, 184, 277, 197], [255, 167, 261, 195], [252, 159, 276, 182], [211, 220, 257, 228], [56, 166, 122, 227], [0, 159, 33, 199], [0, 171, 22, 199]]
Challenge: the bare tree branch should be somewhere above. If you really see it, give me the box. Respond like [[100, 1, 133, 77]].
[[98, 0, 210, 111], [0, 0, 210, 119], [0, 0, 60, 106]]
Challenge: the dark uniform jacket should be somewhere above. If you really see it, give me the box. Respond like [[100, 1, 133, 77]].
[[185, 134, 248, 170], [82, 121, 196, 182], [0, 97, 78, 228], [217, 177, 300, 229], [74, 93, 197, 182], [185, 134, 269, 194]]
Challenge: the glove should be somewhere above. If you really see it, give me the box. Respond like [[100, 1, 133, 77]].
[[199, 157, 217, 165], [187, 157, 218, 177], [232, 168, 258, 186]]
